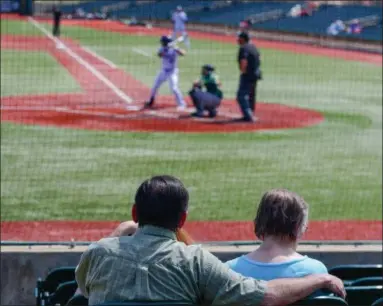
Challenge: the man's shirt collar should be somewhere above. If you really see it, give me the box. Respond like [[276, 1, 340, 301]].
[[136, 225, 177, 240]]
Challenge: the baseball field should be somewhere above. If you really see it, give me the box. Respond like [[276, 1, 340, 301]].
[[1, 15, 382, 242]]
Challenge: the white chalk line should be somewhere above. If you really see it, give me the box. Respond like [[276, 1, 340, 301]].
[[131, 47, 152, 58], [27, 17, 133, 106], [1, 105, 239, 120], [0, 106, 179, 119], [81, 46, 117, 69]]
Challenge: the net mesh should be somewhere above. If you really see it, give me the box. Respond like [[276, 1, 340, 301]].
[[1, 0, 382, 242]]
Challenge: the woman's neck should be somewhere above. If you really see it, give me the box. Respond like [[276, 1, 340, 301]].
[[247, 236, 300, 263], [261, 236, 298, 251]]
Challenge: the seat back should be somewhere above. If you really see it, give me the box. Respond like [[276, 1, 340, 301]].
[[345, 285, 383, 306], [49, 280, 78, 306], [43, 266, 77, 293], [292, 296, 348, 305], [349, 277, 383, 287], [329, 265, 383, 282], [372, 297, 383, 306], [36, 267, 76, 306], [66, 294, 88, 306]]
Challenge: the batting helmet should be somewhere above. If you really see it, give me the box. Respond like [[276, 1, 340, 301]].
[[160, 35, 172, 46]]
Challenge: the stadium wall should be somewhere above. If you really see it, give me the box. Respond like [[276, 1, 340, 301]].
[[155, 20, 382, 54], [33, 1, 381, 53], [1, 244, 382, 305], [1, 0, 33, 15]]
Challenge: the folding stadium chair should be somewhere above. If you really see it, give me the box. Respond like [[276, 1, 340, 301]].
[[349, 276, 383, 287], [65, 294, 88, 306], [291, 296, 348, 305], [36, 266, 76, 306], [329, 265, 383, 284], [48, 280, 78, 306], [345, 285, 383, 306], [372, 297, 383, 306]]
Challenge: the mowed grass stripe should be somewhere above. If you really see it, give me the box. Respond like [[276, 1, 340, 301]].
[[1, 49, 82, 97]]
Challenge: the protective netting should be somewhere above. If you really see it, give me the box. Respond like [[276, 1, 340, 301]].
[[1, 0, 382, 242]]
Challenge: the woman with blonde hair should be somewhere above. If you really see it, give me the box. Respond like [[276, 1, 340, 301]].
[[227, 189, 328, 283]]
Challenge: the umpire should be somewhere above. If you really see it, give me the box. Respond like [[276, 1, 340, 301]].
[[236, 31, 262, 122], [52, 5, 62, 37]]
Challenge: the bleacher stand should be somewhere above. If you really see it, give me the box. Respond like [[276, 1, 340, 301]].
[[35, 264, 383, 306], [329, 264, 383, 284], [54, 1, 382, 42]]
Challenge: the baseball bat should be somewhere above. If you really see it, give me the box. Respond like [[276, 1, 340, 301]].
[[168, 36, 184, 47]]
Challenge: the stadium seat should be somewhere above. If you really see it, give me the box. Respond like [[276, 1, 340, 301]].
[[372, 297, 383, 306], [345, 286, 383, 306], [66, 294, 88, 306], [349, 277, 383, 286], [36, 266, 76, 306], [292, 296, 348, 305], [48, 280, 78, 306], [329, 265, 383, 283]]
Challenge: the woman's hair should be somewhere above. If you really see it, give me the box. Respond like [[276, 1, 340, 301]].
[[254, 189, 308, 241]]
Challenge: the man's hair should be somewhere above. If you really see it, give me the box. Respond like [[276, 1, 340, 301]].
[[254, 189, 308, 241], [135, 175, 189, 231]]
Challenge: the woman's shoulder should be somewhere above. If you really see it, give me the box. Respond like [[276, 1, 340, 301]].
[[225, 255, 245, 269], [293, 256, 328, 274]]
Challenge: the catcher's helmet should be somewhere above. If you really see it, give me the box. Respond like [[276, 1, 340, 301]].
[[160, 35, 172, 46], [202, 64, 215, 72]]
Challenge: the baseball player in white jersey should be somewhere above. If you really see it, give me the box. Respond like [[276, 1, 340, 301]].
[[171, 6, 190, 49], [144, 36, 186, 110]]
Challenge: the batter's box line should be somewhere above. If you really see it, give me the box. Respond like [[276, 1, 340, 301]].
[[1, 105, 240, 121], [0, 106, 179, 120]]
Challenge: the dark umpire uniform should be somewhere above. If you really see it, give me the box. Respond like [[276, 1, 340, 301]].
[[236, 31, 262, 122], [52, 6, 62, 37]]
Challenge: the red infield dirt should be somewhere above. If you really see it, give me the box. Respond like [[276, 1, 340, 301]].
[[1, 16, 382, 241], [1, 34, 324, 133], [1, 220, 382, 242]]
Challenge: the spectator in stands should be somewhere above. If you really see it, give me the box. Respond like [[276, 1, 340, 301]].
[[76, 175, 346, 305], [347, 19, 362, 34], [75, 7, 86, 19], [327, 19, 346, 35], [288, 4, 303, 18], [227, 189, 328, 297], [239, 19, 252, 32]]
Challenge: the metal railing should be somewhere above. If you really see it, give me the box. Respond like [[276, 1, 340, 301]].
[[1, 240, 382, 248]]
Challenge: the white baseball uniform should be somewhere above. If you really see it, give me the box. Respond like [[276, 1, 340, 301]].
[[149, 46, 185, 107], [172, 11, 190, 48]]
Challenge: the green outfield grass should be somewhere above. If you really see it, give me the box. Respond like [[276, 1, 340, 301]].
[[1, 50, 82, 97], [1, 19, 382, 221]]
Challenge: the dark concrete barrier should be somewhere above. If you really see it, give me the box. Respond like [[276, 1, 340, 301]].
[[1, 244, 382, 305]]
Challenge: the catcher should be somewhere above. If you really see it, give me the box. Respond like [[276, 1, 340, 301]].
[[189, 64, 223, 118]]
